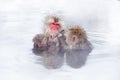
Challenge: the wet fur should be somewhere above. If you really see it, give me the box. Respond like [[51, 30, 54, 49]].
[[32, 15, 66, 69], [66, 26, 93, 50], [65, 26, 93, 68], [32, 15, 66, 57]]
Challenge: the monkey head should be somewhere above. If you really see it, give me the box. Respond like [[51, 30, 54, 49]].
[[44, 15, 63, 37], [66, 26, 87, 46]]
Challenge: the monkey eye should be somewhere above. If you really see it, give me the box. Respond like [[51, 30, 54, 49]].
[[73, 30, 78, 34], [79, 33, 82, 35], [74, 31, 77, 34]]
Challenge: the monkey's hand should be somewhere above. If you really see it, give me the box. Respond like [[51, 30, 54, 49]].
[[32, 34, 45, 48]]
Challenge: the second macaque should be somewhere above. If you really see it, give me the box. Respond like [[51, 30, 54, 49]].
[[65, 26, 93, 68], [66, 26, 93, 50]]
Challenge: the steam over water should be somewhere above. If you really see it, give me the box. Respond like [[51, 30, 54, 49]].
[[0, 0, 120, 80]]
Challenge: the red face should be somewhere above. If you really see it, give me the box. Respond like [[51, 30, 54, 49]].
[[49, 22, 61, 34]]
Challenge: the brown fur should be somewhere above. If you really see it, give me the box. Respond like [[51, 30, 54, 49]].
[[32, 15, 66, 57], [33, 34, 44, 44], [32, 15, 66, 68], [33, 15, 64, 46], [65, 26, 93, 68], [66, 26, 93, 49]]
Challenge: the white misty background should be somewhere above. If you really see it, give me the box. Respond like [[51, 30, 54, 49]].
[[0, 0, 120, 80]]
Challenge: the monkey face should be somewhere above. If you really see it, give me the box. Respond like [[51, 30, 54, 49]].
[[68, 34, 79, 45], [49, 22, 61, 34], [44, 15, 63, 37], [71, 35, 79, 43], [66, 26, 87, 45]]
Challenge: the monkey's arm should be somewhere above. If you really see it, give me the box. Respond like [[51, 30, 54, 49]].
[[32, 34, 49, 54], [78, 40, 93, 54]]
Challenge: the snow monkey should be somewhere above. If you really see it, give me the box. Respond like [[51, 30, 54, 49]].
[[32, 15, 67, 69], [65, 26, 93, 68], [32, 15, 66, 56]]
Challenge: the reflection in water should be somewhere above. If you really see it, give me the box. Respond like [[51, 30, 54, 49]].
[[66, 49, 92, 68]]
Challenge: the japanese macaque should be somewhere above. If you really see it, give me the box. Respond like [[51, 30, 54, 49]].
[[32, 15, 66, 69], [32, 15, 66, 56], [65, 26, 93, 68]]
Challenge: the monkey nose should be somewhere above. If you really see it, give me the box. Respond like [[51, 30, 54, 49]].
[[72, 35, 76, 41]]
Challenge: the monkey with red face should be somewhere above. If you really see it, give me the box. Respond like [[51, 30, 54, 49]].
[[32, 15, 65, 54], [32, 15, 66, 69]]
